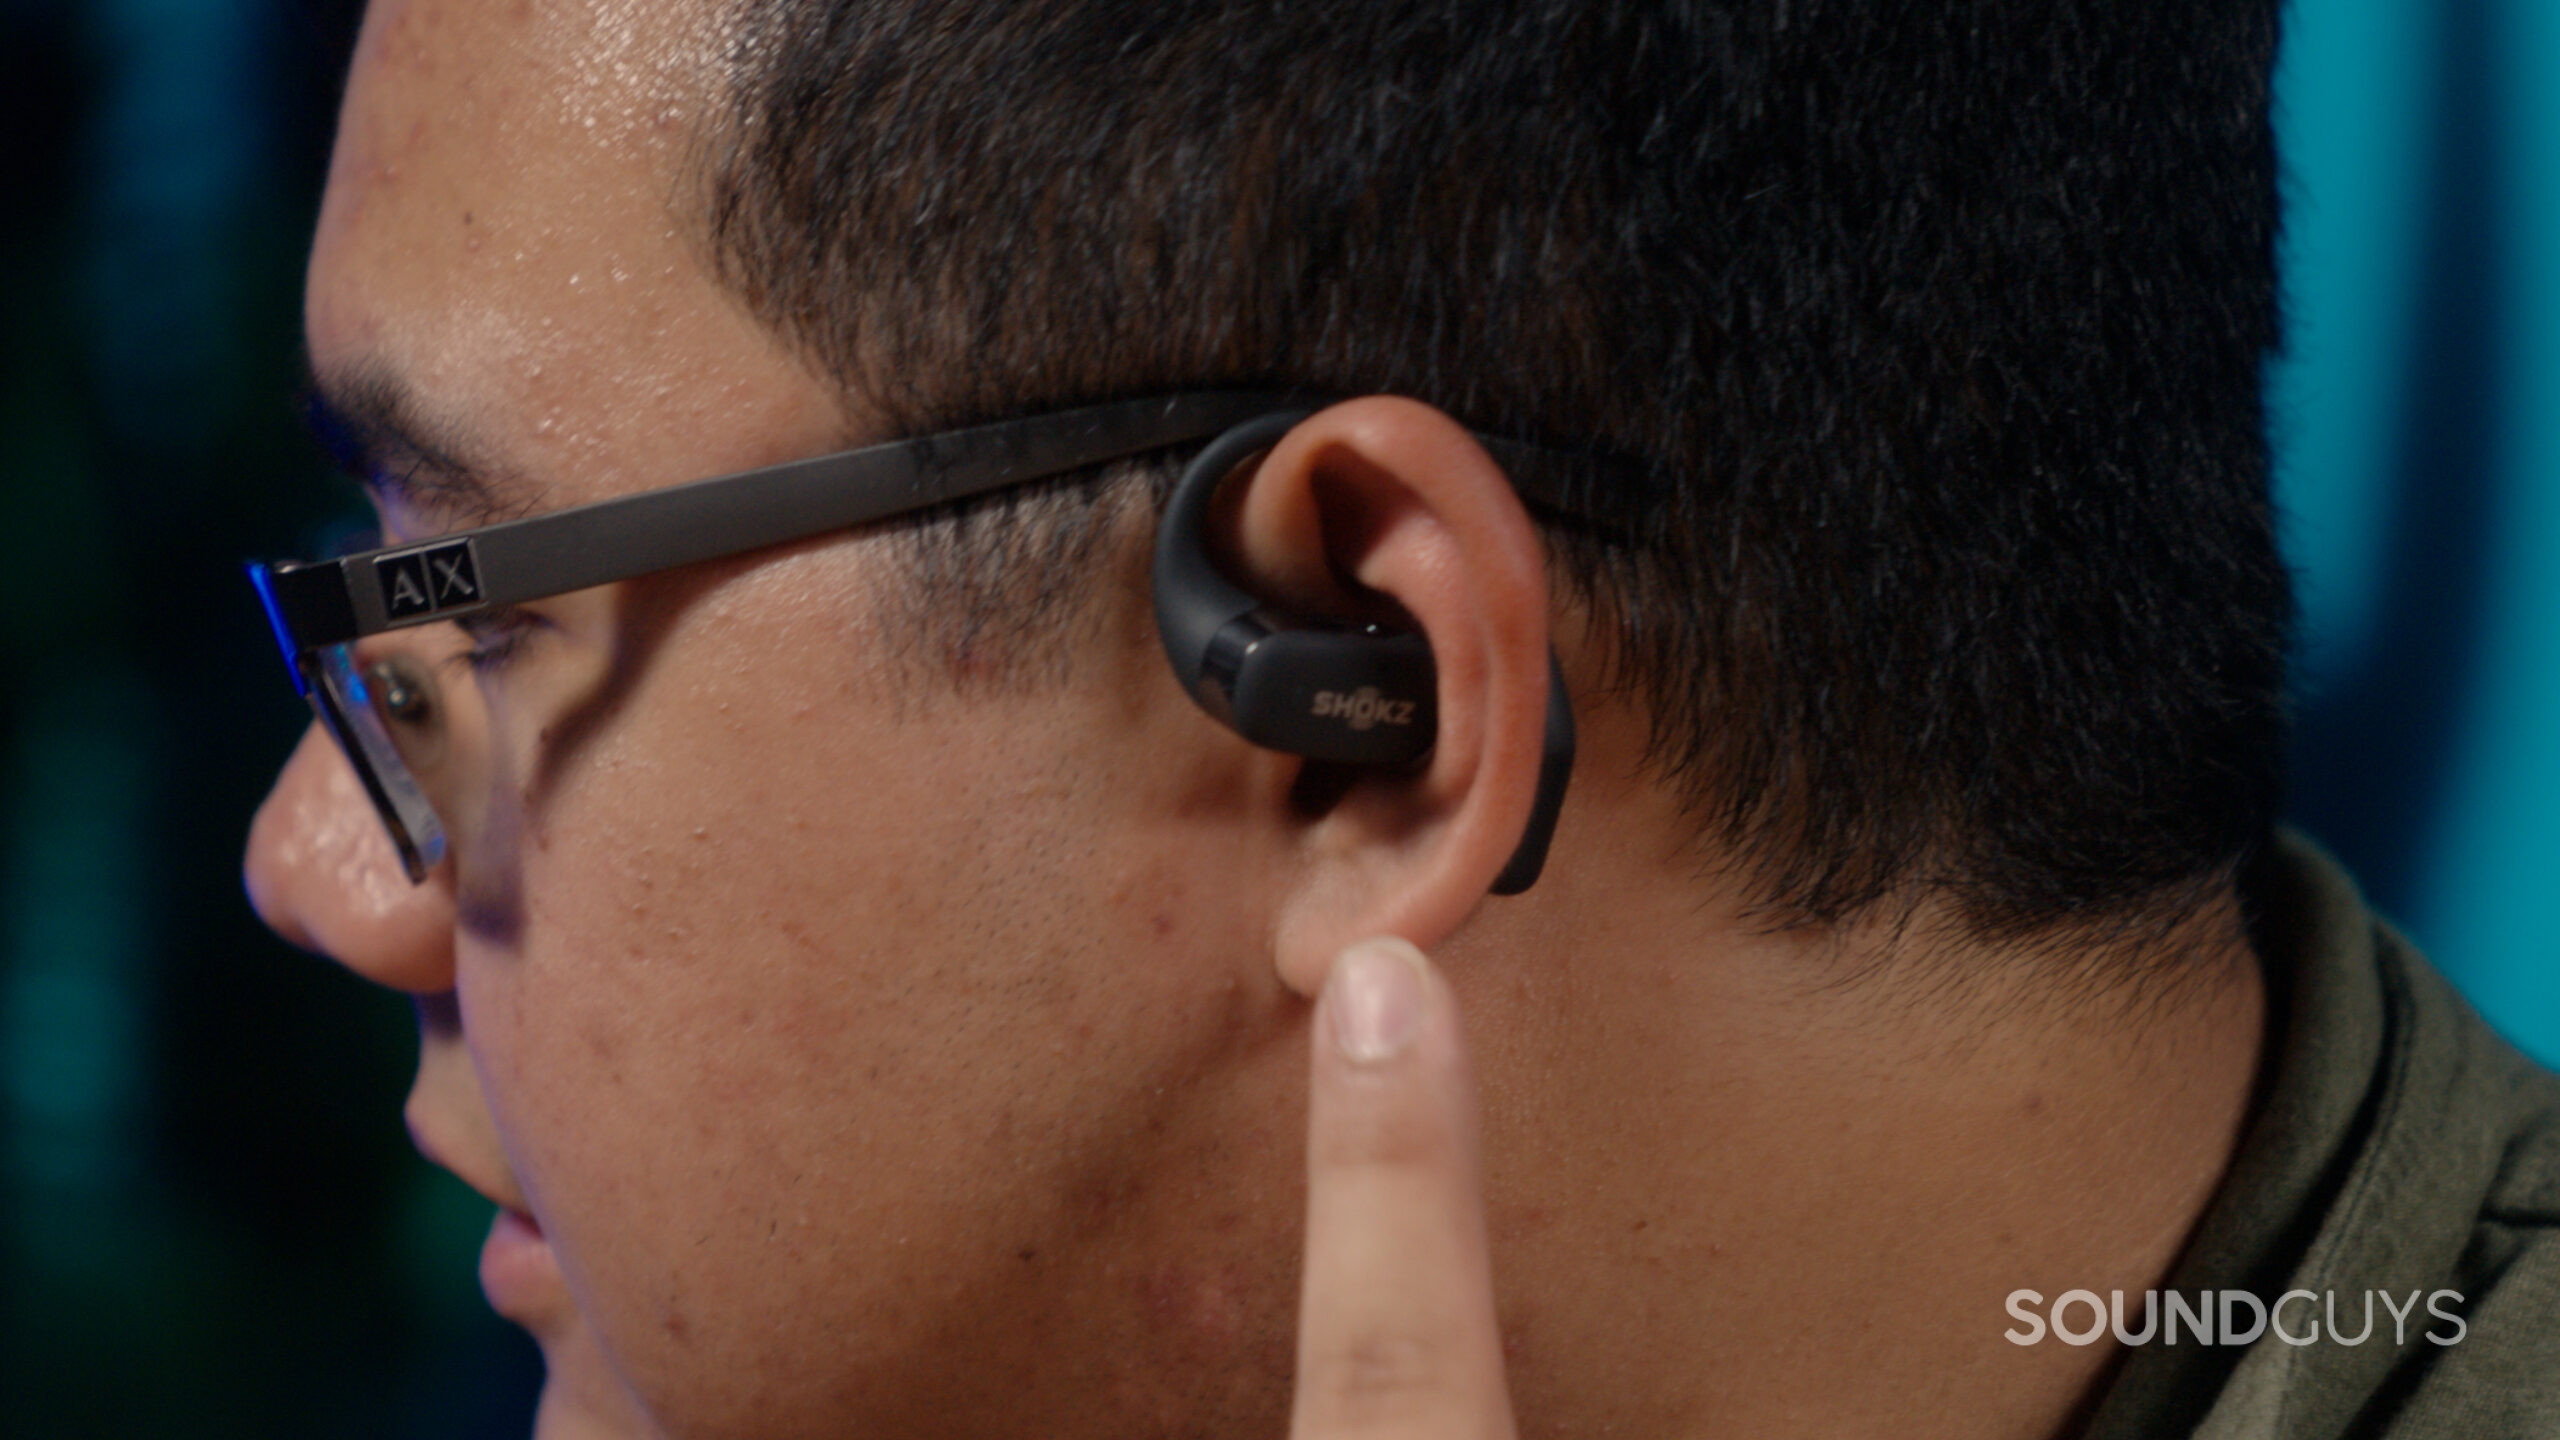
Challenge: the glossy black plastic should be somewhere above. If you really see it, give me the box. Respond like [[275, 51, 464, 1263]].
[[1151, 411, 1573, 894]]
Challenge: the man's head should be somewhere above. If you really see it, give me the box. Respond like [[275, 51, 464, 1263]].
[[700, 0, 2294, 934], [246, 1, 2289, 1435]]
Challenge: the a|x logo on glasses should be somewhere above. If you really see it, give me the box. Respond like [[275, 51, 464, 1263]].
[[375, 540, 483, 620]]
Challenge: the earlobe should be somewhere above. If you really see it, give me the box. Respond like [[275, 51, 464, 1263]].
[[1146, 398, 1567, 998]]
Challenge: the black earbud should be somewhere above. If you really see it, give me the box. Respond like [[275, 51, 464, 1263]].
[[1151, 410, 1573, 895]]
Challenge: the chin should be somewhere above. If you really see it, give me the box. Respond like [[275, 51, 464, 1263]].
[[527, 1319, 660, 1440]]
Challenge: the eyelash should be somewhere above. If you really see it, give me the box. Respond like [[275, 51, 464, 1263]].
[[453, 607, 538, 674]]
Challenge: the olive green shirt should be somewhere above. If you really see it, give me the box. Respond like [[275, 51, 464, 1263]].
[[2085, 832, 2560, 1439]]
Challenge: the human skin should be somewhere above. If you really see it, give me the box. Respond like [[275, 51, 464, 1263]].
[[246, 2, 2273, 1437]]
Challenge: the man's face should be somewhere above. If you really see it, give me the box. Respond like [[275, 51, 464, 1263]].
[[248, 3, 1309, 1434]]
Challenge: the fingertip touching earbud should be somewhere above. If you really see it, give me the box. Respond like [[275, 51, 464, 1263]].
[[1151, 409, 1573, 894]]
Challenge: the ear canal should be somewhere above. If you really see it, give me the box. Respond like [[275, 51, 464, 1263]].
[[1150, 410, 1575, 894]]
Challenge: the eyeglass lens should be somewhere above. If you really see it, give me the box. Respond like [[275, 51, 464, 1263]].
[[301, 644, 451, 880]]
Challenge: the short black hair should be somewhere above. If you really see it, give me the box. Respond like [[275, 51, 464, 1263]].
[[697, 0, 2292, 940]]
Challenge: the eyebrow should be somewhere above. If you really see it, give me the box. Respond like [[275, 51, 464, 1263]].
[[301, 358, 537, 532]]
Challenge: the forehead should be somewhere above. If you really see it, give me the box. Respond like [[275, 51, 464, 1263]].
[[308, 0, 843, 518]]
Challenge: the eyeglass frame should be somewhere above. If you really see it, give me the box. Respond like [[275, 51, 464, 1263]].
[[248, 389, 1593, 883]]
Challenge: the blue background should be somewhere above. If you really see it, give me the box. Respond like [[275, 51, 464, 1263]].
[[2274, 0, 2558, 1066], [0, 0, 2551, 1433]]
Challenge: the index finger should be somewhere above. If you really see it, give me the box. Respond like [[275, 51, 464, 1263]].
[[1291, 937, 1517, 1440]]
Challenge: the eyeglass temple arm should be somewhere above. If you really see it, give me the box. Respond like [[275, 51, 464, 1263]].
[[252, 390, 1600, 657]]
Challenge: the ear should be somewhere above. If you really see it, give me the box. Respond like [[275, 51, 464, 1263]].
[[1222, 397, 1555, 997]]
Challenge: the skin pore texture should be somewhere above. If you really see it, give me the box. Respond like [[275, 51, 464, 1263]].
[[244, 2, 2272, 1438]]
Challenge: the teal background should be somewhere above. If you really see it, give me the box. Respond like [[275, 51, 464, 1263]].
[[2275, 0, 2558, 1065], [0, 0, 2552, 1433]]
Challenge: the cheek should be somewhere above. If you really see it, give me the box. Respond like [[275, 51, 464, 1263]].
[[448, 562, 1312, 1435], [457, 687, 1015, 1382], [439, 662, 1152, 1428]]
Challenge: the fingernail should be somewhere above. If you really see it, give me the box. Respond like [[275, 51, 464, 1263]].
[[1328, 938, 1428, 1066]]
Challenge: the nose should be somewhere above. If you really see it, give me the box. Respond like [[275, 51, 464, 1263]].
[[245, 722, 458, 993]]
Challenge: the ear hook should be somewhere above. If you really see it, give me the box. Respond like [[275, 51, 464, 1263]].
[[1153, 411, 1318, 716], [1150, 410, 1574, 894]]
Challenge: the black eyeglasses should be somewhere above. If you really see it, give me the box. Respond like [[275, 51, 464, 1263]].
[[249, 390, 1591, 882]]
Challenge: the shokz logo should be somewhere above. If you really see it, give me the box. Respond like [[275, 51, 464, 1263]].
[[375, 540, 482, 621], [1312, 686, 1417, 731]]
